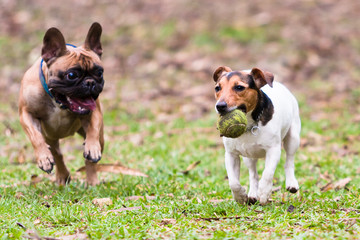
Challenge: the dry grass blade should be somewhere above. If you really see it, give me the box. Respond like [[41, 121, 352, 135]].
[[106, 205, 150, 214], [182, 161, 201, 174], [196, 216, 262, 222], [77, 164, 148, 177]]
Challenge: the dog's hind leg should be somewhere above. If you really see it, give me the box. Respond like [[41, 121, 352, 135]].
[[243, 157, 259, 204], [283, 118, 300, 193], [46, 138, 70, 185], [225, 152, 248, 204]]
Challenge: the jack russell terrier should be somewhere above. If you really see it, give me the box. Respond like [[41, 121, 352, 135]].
[[213, 66, 301, 204]]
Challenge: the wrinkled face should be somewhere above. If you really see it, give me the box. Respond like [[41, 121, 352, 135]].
[[214, 71, 258, 116], [47, 47, 104, 115]]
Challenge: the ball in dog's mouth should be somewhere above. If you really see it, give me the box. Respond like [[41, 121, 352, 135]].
[[217, 109, 247, 138], [51, 91, 96, 115]]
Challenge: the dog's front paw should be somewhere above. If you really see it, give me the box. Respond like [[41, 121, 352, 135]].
[[247, 196, 258, 205], [258, 181, 272, 205], [286, 179, 299, 193], [230, 184, 248, 204], [247, 189, 258, 205], [83, 141, 102, 162], [37, 152, 55, 173]]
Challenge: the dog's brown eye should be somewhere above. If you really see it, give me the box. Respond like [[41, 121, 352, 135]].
[[234, 85, 245, 91], [67, 71, 79, 80], [215, 86, 221, 92]]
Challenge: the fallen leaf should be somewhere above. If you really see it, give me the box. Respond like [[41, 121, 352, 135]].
[[182, 161, 201, 174], [160, 218, 176, 225], [77, 164, 148, 177], [333, 177, 351, 190], [125, 196, 156, 201], [92, 198, 112, 207], [320, 178, 351, 192], [60, 233, 88, 240], [320, 182, 334, 192], [23, 229, 41, 240]]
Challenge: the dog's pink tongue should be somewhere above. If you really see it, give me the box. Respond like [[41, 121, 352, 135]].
[[71, 97, 96, 110]]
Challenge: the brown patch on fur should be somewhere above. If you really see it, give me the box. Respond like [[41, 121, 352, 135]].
[[51, 47, 102, 73], [215, 72, 258, 112]]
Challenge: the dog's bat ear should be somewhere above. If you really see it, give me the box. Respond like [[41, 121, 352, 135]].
[[213, 66, 232, 82], [41, 28, 67, 65], [84, 22, 103, 57], [250, 68, 274, 88]]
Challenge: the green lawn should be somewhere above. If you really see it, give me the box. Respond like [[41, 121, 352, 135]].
[[0, 94, 359, 239], [1, 1, 360, 239]]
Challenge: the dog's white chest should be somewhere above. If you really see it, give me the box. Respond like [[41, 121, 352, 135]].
[[223, 132, 269, 158]]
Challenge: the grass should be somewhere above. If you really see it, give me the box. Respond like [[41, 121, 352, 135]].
[[0, 92, 359, 239], [1, 1, 360, 238]]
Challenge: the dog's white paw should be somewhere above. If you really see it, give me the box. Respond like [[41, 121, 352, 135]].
[[37, 151, 55, 173], [83, 141, 102, 163], [286, 178, 299, 193], [258, 180, 273, 205], [230, 184, 248, 204], [248, 191, 258, 205]]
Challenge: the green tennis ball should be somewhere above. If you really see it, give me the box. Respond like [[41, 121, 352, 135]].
[[217, 109, 247, 138]]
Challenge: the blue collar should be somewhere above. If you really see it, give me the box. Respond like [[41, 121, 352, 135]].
[[39, 44, 77, 107]]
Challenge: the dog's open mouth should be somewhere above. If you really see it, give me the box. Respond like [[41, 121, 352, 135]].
[[51, 91, 96, 114]]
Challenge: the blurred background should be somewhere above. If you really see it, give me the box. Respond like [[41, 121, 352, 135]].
[[1, 0, 360, 166]]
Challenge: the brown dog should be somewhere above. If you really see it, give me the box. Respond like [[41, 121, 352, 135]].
[[18, 22, 105, 185]]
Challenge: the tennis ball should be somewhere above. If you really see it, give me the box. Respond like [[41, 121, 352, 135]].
[[217, 109, 247, 138]]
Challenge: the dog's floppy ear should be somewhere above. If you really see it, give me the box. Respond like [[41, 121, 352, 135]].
[[213, 66, 232, 82], [84, 22, 103, 57], [250, 68, 274, 88], [41, 27, 67, 65]]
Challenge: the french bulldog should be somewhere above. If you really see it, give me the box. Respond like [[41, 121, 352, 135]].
[[18, 22, 105, 185]]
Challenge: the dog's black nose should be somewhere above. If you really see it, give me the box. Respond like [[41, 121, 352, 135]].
[[216, 101, 228, 113], [86, 79, 95, 87]]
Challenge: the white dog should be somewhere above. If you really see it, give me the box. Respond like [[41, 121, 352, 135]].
[[213, 66, 301, 204]]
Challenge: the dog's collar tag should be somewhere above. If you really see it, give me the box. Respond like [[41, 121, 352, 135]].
[[250, 125, 260, 136]]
